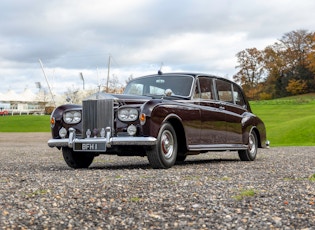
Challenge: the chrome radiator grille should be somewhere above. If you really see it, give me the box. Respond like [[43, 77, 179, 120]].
[[82, 99, 114, 138]]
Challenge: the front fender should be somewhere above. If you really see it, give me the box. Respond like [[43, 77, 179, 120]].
[[139, 99, 163, 137], [50, 104, 82, 139], [142, 100, 191, 137]]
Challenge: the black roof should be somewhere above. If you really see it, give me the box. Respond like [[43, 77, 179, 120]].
[[137, 71, 232, 83]]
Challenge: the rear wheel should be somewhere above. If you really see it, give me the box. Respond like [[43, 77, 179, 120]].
[[238, 131, 258, 161], [62, 147, 94, 168], [147, 122, 178, 169]]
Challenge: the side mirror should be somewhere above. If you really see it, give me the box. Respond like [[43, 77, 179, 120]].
[[164, 89, 173, 96]]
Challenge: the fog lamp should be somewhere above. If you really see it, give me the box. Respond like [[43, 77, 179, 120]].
[[127, 124, 137, 136], [59, 127, 67, 138]]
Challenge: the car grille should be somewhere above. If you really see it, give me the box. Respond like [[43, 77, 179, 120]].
[[82, 99, 114, 138]]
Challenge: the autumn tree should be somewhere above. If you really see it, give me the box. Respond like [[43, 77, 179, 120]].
[[286, 79, 308, 95], [262, 30, 314, 98], [306, 32, 315, 77], [278, 30, 314, 94], [263, 43, 288, 98], [235, 29, 315, 100], [280, 30, 310, 67], [233, 48, 265, 99]]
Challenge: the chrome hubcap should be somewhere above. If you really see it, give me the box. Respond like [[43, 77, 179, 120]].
[[161, 130, 174, 159], [248, 133, 256, 156]]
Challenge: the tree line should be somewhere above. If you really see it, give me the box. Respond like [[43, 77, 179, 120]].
[[233, 29, 315, 100]]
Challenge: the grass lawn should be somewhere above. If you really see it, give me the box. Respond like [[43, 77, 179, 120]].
[[250, 93, 315, 146], [1, 93, 315, 146], [0, 115, 50, 132]]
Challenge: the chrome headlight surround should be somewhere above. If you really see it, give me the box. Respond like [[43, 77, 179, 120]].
[[63, 110, 82, 124], [118, 108, 138, 122]]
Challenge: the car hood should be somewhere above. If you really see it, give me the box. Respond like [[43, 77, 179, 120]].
[[84, 92, 151, 103]]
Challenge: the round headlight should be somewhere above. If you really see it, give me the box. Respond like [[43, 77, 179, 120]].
[[59, 127, 67, 138], [127, 124, 137, 136], [118, 108, 138, 122], [63, 110, 82, 124]]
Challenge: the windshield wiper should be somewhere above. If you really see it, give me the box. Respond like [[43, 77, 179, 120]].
[[142, 94, 163, 99], [162, 94, 189, 100]]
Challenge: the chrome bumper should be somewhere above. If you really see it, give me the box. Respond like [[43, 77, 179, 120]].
[[266, 140, 270, 149], [48, 127, 157, 151]]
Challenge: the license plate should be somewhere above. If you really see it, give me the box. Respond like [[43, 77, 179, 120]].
[[74, 142, 106, 152]]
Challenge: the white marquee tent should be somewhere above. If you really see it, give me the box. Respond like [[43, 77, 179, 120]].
[[0, 89, 48, 115]]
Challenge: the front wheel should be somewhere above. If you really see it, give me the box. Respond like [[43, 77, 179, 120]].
[[238, 131, 258, 161], [147, 122, 178, 169], [62, 147, 95, 169]]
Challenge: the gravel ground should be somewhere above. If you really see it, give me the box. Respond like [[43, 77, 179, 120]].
[[0, 133, 314, 230]]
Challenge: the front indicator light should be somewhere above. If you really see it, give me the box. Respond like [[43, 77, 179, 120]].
[[50, 117, 55, 128], [139, 113, 146, 125]]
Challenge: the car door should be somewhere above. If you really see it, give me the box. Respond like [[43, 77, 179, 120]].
[[215, 79, 244, 144], [194, 76, 227, 145]]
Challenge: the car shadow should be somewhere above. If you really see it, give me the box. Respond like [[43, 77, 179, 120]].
[[87, 158, 240, 171]]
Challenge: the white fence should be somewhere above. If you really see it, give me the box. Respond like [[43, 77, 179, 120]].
[[6, 109, 45, 115]]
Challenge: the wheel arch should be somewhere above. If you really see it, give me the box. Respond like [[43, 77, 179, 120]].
[[163, 115, 188, 155], [242, 114, 266, 149], [249, 126, 262, 148]]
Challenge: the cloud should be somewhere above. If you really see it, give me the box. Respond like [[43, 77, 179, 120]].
[[0, 0, 315, 96]]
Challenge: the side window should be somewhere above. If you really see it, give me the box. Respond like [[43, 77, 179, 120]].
[[216, 79, 233, 103], [194, 77, 214, 99], [233, 84, 246, 107]]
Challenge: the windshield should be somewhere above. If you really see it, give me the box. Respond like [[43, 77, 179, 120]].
[[124, 75, 194, 98]]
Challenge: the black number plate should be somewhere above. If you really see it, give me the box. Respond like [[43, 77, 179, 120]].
[[74, 142, 106, 152]]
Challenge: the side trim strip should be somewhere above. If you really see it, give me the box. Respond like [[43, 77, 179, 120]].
[[188, 144, 248, 151]]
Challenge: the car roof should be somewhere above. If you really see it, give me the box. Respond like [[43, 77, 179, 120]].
[[137, 71, 232, 83]]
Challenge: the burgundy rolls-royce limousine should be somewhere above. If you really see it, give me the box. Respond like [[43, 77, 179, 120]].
[[48, 72, 269, 169]]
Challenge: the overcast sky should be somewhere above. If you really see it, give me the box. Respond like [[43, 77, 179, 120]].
[[1, 0, 315, 95]]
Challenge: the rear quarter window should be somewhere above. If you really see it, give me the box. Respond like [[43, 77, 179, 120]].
[[232, 84, 246, 107], [216, 79, 233, 103]]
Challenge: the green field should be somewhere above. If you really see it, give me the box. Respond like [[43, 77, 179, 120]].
[[0, 115, 50, 132], [250, 93, 315, 146], [1, 94, 315, 146]]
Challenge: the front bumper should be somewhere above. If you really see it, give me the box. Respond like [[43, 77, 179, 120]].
[[48, 127, 157, 152], [266, 140, 270, 148]]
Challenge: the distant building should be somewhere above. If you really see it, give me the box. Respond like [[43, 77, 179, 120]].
[[0, 89, 49, 115]]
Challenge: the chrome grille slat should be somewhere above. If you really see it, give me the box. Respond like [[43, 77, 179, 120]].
[[82, 99, 114, 138]]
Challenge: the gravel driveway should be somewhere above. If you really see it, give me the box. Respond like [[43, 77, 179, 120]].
[[0, 133, 314, 229]]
